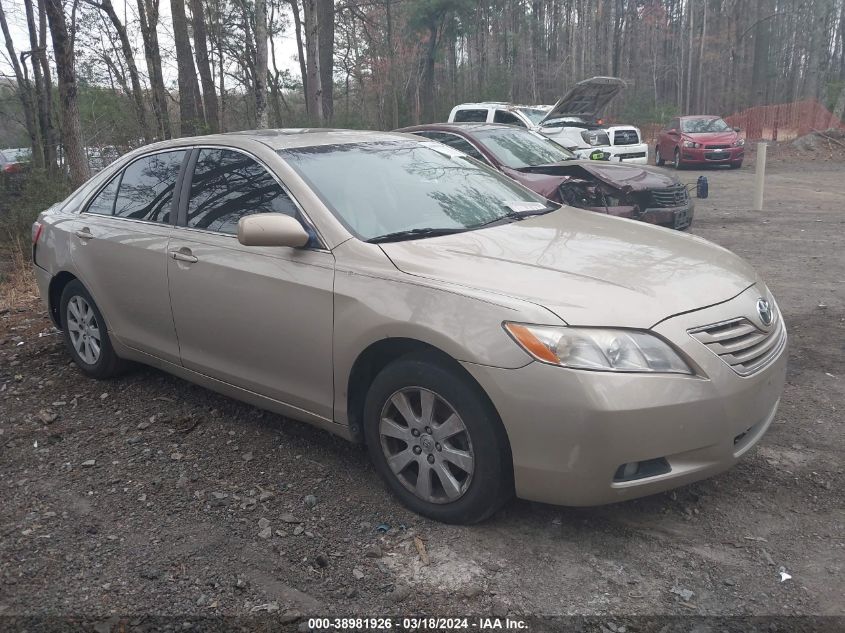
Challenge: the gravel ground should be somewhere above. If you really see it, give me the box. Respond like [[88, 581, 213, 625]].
[[1, 160, 843, 626]]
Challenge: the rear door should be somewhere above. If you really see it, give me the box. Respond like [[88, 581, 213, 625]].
[[69, 149, 187, 363], [166, 147, 335, 419]]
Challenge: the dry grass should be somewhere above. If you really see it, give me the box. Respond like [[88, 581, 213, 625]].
[[0, 233, 38, 312]]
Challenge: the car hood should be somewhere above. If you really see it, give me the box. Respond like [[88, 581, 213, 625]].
[[379, 208, 757, 328], [684, 131, 738, 143], [539, 77, 627, 124], [501, 161, 678, 199]]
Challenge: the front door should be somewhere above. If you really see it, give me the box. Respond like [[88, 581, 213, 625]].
[[166, 148, 335, 419]]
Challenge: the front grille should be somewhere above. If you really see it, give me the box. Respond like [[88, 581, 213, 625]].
[[613, 130, 640, 145], [705, 144, 730, 149], [705, 152, 731, 160], [618, 152, 646, 159], [650, 184, 689, 208], [688, 311, 785, 376]]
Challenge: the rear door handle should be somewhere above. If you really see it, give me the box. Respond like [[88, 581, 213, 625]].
[[74, 228, 94, 240], [169, 249, 198, 263]]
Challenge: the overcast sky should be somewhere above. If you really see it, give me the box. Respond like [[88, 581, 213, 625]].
[[0, 0, 302, 87]]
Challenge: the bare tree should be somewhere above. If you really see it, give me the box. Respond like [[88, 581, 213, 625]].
[[316, 0, 334, 122], [44, 0, 90, 186], [302, 0, 322, 122], [137, 0, 171, 139], [23, 0, 56, 169], [255, 0, 269, 127], [190, 0, 219, 132], [171, 0, 205, 135]]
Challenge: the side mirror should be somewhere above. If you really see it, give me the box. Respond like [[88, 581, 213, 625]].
[[669, 128, 678, 135], [237, 213, 310, 248], [733, 127, 741, 132]]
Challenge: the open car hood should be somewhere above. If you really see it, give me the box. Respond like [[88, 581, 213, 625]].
[[539, 77, 627, 125]]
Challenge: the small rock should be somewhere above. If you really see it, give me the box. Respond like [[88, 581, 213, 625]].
[[304, 494, 318, 508], [171, 452, 183, 461], [258, 526, 272, 539], [352, 568, 365, 580], [280, 513, 301, 523], [345, 588, 359, 599], [258, 490, 274, 502], [293, 525, 305, 536], [723, 579, 736, 586], [241, 452, 253, 462], [38, 410, 58, 424], [137, 421, 151, 430], [274, 530, 287, 538], [234, 577, 247, 591], [364, 544, 383, 558], [139, 568, 161, 580], [280, 610, 303, 624], [670, 586, 694, 601], [249, 602, 279, 613], [258, 517, 271, 529], [314, 553, 329, 568], [100, 392, 109, 400], [81, 459, 96, 468], [388, 584, 411, 603], [462, 584, 483, 598]]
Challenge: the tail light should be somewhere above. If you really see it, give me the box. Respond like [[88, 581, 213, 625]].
[[4, 163, 23, 174], [32, 221, 43, 245]]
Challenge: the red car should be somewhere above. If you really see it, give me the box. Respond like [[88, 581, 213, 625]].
[[655, 116, 744, 169]]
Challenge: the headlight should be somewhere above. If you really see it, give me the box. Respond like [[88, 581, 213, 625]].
[[682, 140, 702, 148], [581, 130, 610, 147], [504, 323, 693, 374], [733, 138, 745, 147]]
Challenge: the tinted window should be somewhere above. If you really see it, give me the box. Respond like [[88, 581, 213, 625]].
[[493, 110, 526, 127], [85, 174, 120, 215], [113, 150, 186, 222], [186, 149, 299, 234], [453, 109, 488, 122], [281, 142, 551, 241]]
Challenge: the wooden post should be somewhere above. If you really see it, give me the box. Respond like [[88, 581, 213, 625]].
[[753, 142, 767, 211]]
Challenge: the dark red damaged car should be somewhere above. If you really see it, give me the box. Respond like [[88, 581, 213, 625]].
[[397, 123, 693, 230]]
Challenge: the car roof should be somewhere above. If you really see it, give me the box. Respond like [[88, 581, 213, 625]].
[[453, 102, 548, 110], [134, 129, 416, 153], [398, 122, 519, 134], [680, 115, 720, 120]]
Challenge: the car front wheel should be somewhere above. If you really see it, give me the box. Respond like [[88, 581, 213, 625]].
[[363, 353, 512, 524], [673, 148, 682, 169], [655, 146, 666, 166], [60, 279, 126, 378]]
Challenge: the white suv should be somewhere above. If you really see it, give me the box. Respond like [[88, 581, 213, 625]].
[[448, 77, 649, 165]]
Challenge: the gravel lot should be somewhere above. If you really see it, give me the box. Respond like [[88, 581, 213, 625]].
[[1, 159, 843, 625]]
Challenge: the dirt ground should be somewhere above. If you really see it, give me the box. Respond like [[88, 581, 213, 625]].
[[1, 158, 843, 627]]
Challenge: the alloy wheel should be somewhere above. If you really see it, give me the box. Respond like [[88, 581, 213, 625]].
[[66, 295, 101, 365], [378, 387, 475, 504]]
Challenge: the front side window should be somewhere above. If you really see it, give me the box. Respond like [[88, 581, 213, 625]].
[[185, 149, 300, 235], [493, 110, 527, 127], [453, 109, 488, 123], [280, 141, 553, 242], [113, 150, 186, 222], [85, 173, 121, 215], [473, 128, 576, 168]]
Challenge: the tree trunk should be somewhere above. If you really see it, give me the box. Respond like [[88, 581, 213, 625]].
[[190, 0, 219, 133], [254, 0, 269, 128], [0, 0, 43, 169], [23, 0, 51, 169], [93, 0, 152, 141], [34, 0, 57, 170], [303, 0, 322, 122], [137, 0, 171, 139], [316, 0, 334, 122], [171, 0, 204, 135], [44, 0, 89, 187], [289, 0, 309, 115]]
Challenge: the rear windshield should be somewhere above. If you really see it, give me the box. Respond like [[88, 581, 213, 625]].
[[681, 118, 731, 133], [516, 108, 550, 125], [279, 141, 550, 241], [474, 128, 576, 168]]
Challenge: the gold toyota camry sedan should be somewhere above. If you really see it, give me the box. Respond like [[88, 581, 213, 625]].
[[32, 130, 787, 524]]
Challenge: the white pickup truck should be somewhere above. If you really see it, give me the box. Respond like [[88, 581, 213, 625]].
[[448, 77, 649, 165]]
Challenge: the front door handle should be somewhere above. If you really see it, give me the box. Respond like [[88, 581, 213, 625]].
[[74, 228, 94, 240], [169, 249, 198, 263]]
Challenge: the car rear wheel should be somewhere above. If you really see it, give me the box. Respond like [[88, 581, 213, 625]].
[[363, 353, 512, 524], [60, 280, 126, 379], [673, 148, 682, 169], [655, 146, 666, 166]]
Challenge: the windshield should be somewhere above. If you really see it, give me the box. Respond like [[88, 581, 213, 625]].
[[516, 107, 550, 125], [681, 117, 731, 133], [280, 142, 552, 241], [474, 128, 576, 168]]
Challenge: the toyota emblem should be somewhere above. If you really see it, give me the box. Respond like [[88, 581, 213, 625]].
[[757, 298, 773, 327]]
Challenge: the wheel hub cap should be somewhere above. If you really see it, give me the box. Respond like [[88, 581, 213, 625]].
[[67, 295, 101, 365], [378, 387, 474, 504]]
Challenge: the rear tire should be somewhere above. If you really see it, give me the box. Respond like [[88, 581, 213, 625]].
[[60, 280, 126, 379], [673, 148, 682, 169], [363, 353, 512, 524], [655, 147, 666, 166]]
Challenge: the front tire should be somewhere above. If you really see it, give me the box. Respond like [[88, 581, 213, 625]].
[[60, 280, 126, 379], [655, 146, 666, 166], [363, 354, 512, 524], [673, 148, 682, 169]]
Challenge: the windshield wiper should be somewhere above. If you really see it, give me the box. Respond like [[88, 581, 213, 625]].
[[367, 227, 468, 243], [472, 204, 558, 229]]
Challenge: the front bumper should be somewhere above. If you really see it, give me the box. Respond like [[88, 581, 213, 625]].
[[462, 286, 787, 506], [681, 146, 744, 165], [639, 201, 694, 230], [573, 142, 649, 165]]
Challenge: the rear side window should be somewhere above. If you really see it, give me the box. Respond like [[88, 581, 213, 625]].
[[185, 149, 299, 234], [493, 110, 526, 127], [85, 174, 120, 215], [113, 150, 186, 222], [453, 109, 488, 122], [432, 133, 489, 163]]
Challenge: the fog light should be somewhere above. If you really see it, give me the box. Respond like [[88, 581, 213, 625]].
[[613, 457, 671, 482]]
